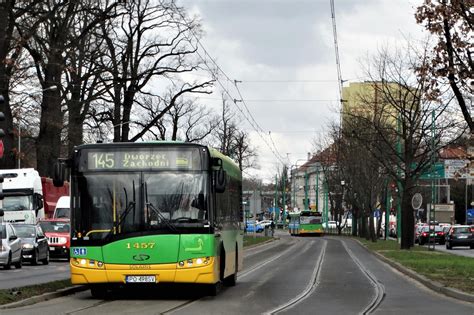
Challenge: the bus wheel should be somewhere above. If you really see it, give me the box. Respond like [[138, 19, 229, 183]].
[[207, 282, 222, 296], [219, 245, 225, 282], [224, 247, 237, 287]]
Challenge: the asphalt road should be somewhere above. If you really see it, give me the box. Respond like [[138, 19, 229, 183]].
[[430, 245, 474, 258], [1, 234, 473, 314], [0, 259, 70, 290]]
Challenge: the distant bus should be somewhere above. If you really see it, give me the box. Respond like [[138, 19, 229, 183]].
[[54, 142, 243, 297], [289, 210, 323, 236]]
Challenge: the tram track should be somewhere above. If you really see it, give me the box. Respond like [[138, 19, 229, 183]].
[[162, 237, 303, 314], [65, 299, 115, 315], [264, 239, 327, 315], [341, 240, 385, 315]]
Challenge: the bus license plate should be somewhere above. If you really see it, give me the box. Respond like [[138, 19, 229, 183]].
[[125, 275, 156, 283]]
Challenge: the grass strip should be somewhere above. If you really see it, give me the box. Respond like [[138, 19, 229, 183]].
[[0, 279, 72, 305], [359, 238, 474, 294], [244, 235, 273, 247]]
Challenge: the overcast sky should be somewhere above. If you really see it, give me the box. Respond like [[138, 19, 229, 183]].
[[177, 0, 425, 182]]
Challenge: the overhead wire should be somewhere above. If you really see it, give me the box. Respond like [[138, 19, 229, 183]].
[[171, 1, 286, 166], [330, 0, 345, 126]]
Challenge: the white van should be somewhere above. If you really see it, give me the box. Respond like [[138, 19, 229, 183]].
[[53, 196, 70, 219]]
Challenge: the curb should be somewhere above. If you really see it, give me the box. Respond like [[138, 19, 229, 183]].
[[354, 239, 474, 303], [0, 285, 88, 310], [244, 236, 278, 250]]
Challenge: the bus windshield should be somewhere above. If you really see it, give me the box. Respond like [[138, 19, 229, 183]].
[[74, 171, 208, 240], [300, 216, 322, 224]]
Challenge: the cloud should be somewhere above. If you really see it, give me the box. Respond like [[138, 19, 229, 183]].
[[179, 0, 426, 182]]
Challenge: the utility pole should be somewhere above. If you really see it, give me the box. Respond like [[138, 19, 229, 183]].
[[304, 171, 308, 210], [274, 174, 278, 223], [282, 171, 286, 228], [385, 179, 390, 239], [396, 114, 402, 243], [315, 168, 319, 211], [429, 110, 436, 251], [324, 182, 329, 230]]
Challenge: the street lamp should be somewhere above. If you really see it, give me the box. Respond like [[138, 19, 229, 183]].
[[18, 85, 58, 168]]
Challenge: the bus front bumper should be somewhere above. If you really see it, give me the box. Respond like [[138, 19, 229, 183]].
[[70, 257, 218, 285]]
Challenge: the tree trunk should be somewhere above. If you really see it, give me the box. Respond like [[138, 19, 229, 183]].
[[352, 207, 359, 236], [400, 179, 415, 249], [0, 2, 16, 169], [67, 97, 83, 154], [36, 60, 63, 177]]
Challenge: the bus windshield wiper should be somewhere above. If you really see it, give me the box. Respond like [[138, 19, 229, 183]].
[[144, 182, 178, 233], [107, 181, 136, 238], [146, 202, 178, 233]]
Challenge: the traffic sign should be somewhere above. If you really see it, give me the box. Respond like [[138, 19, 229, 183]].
[[411, 193, 422, 210]]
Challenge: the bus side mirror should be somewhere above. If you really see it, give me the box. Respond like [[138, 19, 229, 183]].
[[214, 168, 226, 193], [53, 161, 65, 187], [212, 158, 226, 193]]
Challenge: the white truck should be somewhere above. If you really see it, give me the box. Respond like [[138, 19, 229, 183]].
[[0, 168, 44, 224]]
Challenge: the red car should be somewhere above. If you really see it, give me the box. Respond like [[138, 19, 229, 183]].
[[39, 219, 70, 259]]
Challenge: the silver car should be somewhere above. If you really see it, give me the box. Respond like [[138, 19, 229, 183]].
[[0, 222, 23, 269]]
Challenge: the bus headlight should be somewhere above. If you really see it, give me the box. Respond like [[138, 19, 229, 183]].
[[72, 258, 104, 269], [177, 257, 212, 268]]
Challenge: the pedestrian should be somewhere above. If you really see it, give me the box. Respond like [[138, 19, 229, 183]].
[[270, 220, 275, 236]]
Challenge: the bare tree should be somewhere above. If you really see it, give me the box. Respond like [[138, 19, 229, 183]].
[[415, 0, 473, 131], [0, 0, 44, 168], [14, 0, 119, 176], [63, 1, 115, 153], [344, 46, 465, 249], [128, 81, 213, 142], [232, 130, 258, 171], [95, 0, 207, 143], [214, 96, 238, 155]]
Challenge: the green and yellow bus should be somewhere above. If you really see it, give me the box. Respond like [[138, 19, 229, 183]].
[[288, 210, 323, 236], [54, 142, 243, 297]]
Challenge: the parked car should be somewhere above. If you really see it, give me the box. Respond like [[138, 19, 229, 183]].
[[257, 220, 273, 228], [12, 224, 49, 265], [445, 225, 474, 250], [245, 221, 264, 233], [0, 222, 23, 269], [417, 226, 445, 245], [322, 221, 338, 229], [53, 196, 70, 219], [39, 219, 70, 259], [414, 224, 426, 243]]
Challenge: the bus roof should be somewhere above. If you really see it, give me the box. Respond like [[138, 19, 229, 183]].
[[208, 147, 241, 180]]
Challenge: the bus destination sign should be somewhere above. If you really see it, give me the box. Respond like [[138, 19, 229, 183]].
[[85, 149, 197, 171]]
